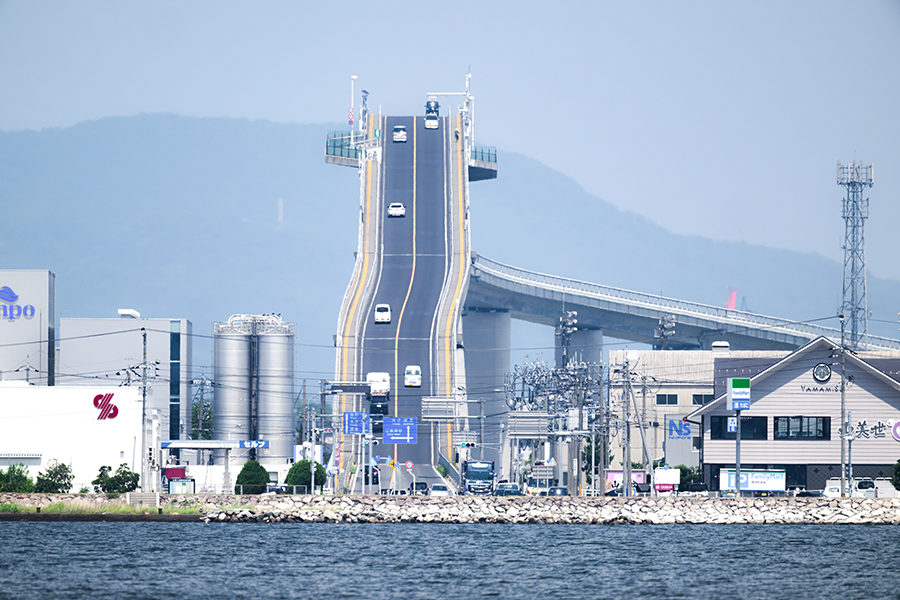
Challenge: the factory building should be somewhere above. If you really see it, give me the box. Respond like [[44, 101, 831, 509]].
[[0, 383, 143, 491], [0, 270, 55, 386], [58, 311, 193, 447]]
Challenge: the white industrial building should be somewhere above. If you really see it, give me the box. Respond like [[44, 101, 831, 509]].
[[0, 383, 144, 492], [0, 270, 55, 386], [58, 311, 193, 448]]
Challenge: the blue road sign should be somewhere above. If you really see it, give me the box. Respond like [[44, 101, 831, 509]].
[[343, 412, 369, 435], [239, 440, 270, 449], [383, 417, 417, 444], [733, 400, 750, 410]]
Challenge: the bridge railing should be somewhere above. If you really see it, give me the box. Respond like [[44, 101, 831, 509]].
[[473, 255, 840, 338], [326, 131, 362, 159], [470, 146, 497, 163]]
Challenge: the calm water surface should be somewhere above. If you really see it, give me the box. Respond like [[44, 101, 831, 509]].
[[1, 522, 898, 599]]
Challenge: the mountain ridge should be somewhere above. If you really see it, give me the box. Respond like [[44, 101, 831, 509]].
[[2, 114, 896, 377]]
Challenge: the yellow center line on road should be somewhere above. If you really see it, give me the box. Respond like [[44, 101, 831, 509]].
[[390, 118, 416, 489], [444, 114, 465, 449]]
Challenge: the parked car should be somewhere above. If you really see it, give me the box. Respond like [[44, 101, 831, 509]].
[[853, 479, 878, 498], [823, 486, 842, 498], [796, 491, 826, 497], [429, 484, 452, 497], [408, 481, 428, 496], [681, 482, 709, 497]]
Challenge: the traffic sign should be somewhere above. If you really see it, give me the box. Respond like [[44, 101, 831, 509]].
[[389, 459, 397, 469], [383, 417, 417, 444], [343, 412, 369, 435], [405, 461, 414, 470], [374, 128, 381, 138], [239, 440, 269, 449]]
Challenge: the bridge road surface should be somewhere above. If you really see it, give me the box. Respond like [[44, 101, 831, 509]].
[[357, 115, 450, 494]]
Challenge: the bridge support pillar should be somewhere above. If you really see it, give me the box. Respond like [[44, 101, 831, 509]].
[[461, 309, 510, 472], [555, 328, 603, 368]]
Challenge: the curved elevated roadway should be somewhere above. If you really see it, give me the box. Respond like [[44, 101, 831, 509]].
[[333, 113, 469, 493], [466, 254, 900, 352]]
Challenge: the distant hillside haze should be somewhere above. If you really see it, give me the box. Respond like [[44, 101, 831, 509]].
[[2, 115, 897, 378]]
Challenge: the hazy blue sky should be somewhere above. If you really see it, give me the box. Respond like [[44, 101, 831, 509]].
[[3, 1, 899, 282]]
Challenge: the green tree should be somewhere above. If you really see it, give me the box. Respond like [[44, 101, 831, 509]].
[[580, 435, 610, 484], [34, 460, 74, 493], [675, 464, 701, 492], [92, 463, 139, 494], [892, 457, 900, 492], [235, 459, 270, 494], [0, 464, 34, 493], [191, 398, 213, 440], [284, 459, 326, 493]]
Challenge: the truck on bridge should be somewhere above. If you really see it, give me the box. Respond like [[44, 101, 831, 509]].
[[366, 372, 390, 435], [424, 100, 440, 130], [462, 460, 496, 495]]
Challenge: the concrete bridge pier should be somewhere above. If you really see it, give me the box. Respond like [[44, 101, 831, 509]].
[[555, 328, 603, 368], [461, 309, 510, 473]]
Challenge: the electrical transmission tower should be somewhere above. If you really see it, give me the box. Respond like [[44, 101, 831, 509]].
[[837, 161, 873, 350]]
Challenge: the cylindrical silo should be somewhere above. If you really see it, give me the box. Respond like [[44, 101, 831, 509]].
[[257, 317, 295, 468], [213, 316, 252, 464]]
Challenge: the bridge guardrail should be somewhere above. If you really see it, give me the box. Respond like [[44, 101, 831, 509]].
[[472, 255, 900, 350], [326, 131, 362, 159], [470, 146, 497, 163]]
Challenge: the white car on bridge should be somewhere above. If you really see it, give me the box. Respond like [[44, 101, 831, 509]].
[[404, 365, 422, 387], [388, 203, 406, 217], [374, 304, 391, 324]]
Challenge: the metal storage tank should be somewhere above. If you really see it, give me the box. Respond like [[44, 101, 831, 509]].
[[213, 315, 252, 464], [257, 316, 295, 467]]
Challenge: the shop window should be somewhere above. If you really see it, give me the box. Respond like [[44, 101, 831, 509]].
[[710, 415, 767, 440], [774, 416, 830, 440]]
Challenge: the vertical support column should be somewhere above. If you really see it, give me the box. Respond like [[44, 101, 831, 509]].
[[555, 328, 603, 368], [461, 309, 510, 471]]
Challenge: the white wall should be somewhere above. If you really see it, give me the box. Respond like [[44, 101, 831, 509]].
[[0, 384, 142, 490]]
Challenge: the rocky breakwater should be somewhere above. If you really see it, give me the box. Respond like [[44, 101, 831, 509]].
[[201, 495, 900, 525]]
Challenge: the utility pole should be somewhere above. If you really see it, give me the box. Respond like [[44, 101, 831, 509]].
[[622, 358, 633, 497], [141, 328, 149, 492], [840, 314, 847, 497]]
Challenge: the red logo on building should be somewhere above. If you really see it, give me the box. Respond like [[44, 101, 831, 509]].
[[93, 393, 118, 420]]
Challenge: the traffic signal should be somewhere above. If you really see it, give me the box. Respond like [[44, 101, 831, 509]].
[[372, 439, 379, 446], [148, 446, 155, 465], [459, 442, 476, 448]]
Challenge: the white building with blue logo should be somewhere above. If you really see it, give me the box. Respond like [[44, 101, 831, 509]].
[[0, 270, 55, 386]]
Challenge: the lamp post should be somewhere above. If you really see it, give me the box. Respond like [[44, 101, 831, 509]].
[[350, 75, 357, 142], [840, 314, 847, 497]]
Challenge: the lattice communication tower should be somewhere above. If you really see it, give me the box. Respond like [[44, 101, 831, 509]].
[[836, 161, 873, 350]]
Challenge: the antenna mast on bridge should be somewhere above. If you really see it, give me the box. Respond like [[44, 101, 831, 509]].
[[836, 161, 873, 350]]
